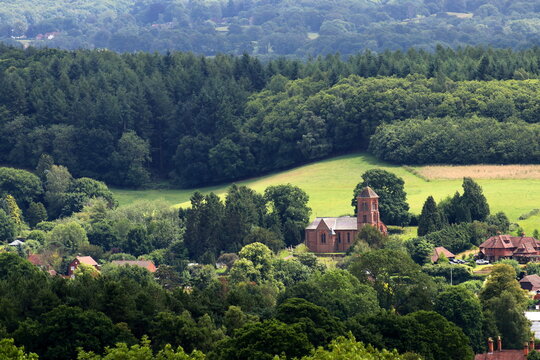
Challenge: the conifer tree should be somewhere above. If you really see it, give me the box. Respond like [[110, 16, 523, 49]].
[[461, 178, 490, 222], [418, 196, 444, 236]]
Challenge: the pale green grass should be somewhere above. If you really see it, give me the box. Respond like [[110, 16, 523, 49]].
[[112, 153, 540, 235]]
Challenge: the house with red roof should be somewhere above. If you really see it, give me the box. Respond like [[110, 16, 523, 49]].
[[111, 260, 157, 273], [68, 256, 100, 278], [431, 246, 455, 263], [475, 337, 533, 359], [305, 187, 388, 253], [520, 274, 540, 292], [27, 254, 57, 276], [479, 235, 540, 263]]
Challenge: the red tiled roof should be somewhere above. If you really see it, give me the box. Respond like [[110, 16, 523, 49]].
[[76, 256, 98, 266], [358, 186, 379, 198], [479, 235, 540, 256], [28, 254, 44, 266], [475, 350, 525, 360], [111, 260, 157, 273], [520, 274, 540, 291], [431, 246, 455, 263]]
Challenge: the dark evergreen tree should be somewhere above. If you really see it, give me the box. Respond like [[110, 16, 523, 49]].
[[461, 178, 490, 222], [417, 196, 444, 236], [26, 202, 47, 228]]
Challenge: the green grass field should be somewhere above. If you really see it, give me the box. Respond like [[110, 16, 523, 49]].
[[112, 153, 540, 235]]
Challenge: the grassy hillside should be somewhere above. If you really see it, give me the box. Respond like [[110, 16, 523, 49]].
[[112, 153, 540, 235]]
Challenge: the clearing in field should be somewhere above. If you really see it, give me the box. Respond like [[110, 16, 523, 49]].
[[112, 153, 540, 235], [414, 164, 540, 180]]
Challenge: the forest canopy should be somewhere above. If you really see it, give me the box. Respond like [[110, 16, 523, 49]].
[[1, 45, 540, 187]]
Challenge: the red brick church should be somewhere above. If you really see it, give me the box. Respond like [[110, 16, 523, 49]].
[[305, 187, 388, 253]]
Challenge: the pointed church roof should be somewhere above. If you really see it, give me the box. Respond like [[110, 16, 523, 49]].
[[358, 186, 379, 198]]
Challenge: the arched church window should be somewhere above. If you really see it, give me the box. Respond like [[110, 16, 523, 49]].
[[321, 233, 326, 243]]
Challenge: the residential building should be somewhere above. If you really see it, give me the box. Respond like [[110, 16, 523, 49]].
[[479, 235, 540, 263]]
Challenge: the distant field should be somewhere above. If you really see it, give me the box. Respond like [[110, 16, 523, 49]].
[[415, 164, 540, 180], [112, 153, 540, 235]]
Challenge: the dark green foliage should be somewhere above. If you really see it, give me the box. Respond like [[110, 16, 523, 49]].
[[212, 319, 312, 360], [124, 226, 151, 257], [370, 116, 540, 165], [108, 131, 151, 188], [223, 185, 267, 252], [347, 311, 474, 360], [348, 249, 436, 314], [13, 305, 123, 360], [0, 168, 42, 209], [405, 237, 434, 265], [183, 192, 225, 263], [281, 270, 380, 320], [26, 202, 47, 228], [264, 184, 311, 247], [352, 169, 410, 226], [1, 47, 540, 187], [417, 196, 444, 236], [275, 298, 345, 348], [355, 224, 387, 250], [434, 287, 485, 354], [422, 264, 476, 285], [149, 311, 224, 353], [423, 223, 488, 254], [0, 208, 16, 243], [486, 212, 511, 234], [461, 178, 490, 222]]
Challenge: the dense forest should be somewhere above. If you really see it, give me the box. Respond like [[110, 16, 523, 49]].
[[4, 0, 540, 56], [0, 45, 539, 187]]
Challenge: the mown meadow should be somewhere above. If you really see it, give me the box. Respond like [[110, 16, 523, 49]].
[[112, 153, 540, 235]]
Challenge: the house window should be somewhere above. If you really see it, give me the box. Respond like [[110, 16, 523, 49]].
[[321, 233, 326, 244], [363, 215, 367, 223], [347, 233, 351, 243], [70, 266, 75, 271], [338, 233, 341, 243]]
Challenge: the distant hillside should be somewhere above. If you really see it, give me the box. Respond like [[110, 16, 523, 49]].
[[3, 0, 540, 56]]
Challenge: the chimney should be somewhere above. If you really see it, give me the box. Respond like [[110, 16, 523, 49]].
[[531, 337, 536, 351], [525, 342, 530, 356], [488, 338, 494, 354], [497, 336, 502, 352]]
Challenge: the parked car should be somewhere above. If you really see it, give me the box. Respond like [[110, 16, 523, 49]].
[[476, 259, 489, 265]]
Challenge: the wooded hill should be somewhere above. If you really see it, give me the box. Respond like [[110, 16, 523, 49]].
[[0, 45, 539, 188], [3, 0, 540, 56]]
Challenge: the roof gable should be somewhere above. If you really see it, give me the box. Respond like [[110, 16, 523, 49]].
[[358, 186, 379, 198], [75, 256, 98, 266]]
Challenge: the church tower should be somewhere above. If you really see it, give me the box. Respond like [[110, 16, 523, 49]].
[[356, 186, 386, 233]]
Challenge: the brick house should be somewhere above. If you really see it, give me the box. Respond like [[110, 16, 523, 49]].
[[111, 260, 157, 273], [68, 256, 100, 278], [305, 187, 388, 253], [479, 235, 540, 263]]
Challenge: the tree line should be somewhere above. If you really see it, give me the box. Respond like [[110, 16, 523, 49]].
[[2, 46, 540, 188]]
